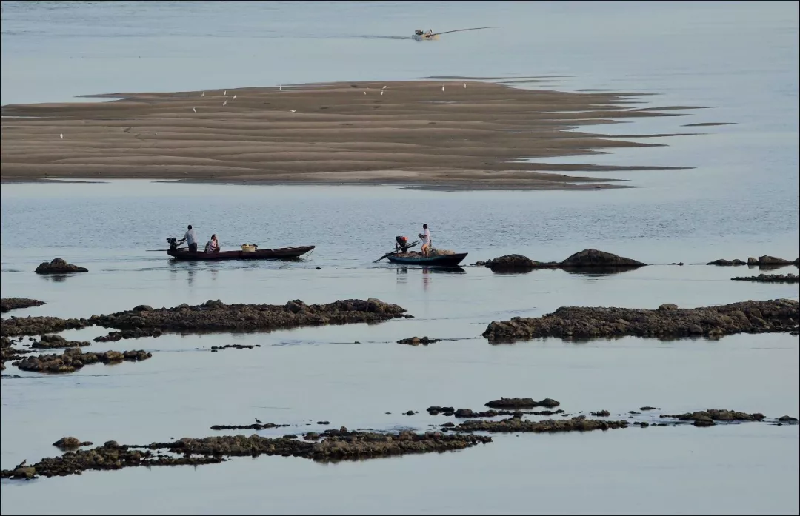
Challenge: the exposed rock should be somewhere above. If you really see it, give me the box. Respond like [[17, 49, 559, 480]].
[[32, 335, 90, 349], [1, 316, 86, 338], [482, 299, 799, 341], [758, 255, 792, 266], [777, 415, 798, 423], [484, 255, 557, 272], [731, 273, 798, 284], [35, 258, 88, 274], [87, 298, 410, 335], [559, 249, 645, 268], [53, 437, 92, 450], [397, 336, 441, 346], [447, 416, 628, 433], [1, 298, 45, 313], [485, 397, 560, 409], [659, 409, 766, 423], [640, 406, 658, 411], [637, 422, 650, 428], [708, 259, 746, 266], [427, 405, 562, 418], [591, 410, 610, 417], [209, 423, 288, 430], [15, 348, 152, 373]]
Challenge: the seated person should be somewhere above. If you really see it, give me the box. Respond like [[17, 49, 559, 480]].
[[205, 234, 220, 253]]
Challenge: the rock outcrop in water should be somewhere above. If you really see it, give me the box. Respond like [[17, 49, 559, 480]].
[[14, 348, 151, 373], [484, 249, 645, 272], [482, 299, 799, 341], [559, 249, 645, 268], [485, 397, 560, 409], [0, 298, 45, 313], [35, 258, 88, 274], [32, 335, 91, 349], [731, 273, 798, 284], [659, 409, 766, 427], [88, 298, 410, 334], [1, 431, 492, 480], [1, 316, 85, 338], [707, 259, 747, 266], [710, 256, 797, 268]]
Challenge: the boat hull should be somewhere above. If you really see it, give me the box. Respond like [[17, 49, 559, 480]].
[[386, 252, 467, 266], [168, 246, 314, 261], [412, 34, 440, 41]]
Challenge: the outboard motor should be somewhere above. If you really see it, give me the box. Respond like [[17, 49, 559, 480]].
[[396, 235, 411, 253], [167, 237, 178, 251]]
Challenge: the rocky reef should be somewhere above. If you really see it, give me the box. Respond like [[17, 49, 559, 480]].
[[1, 431, 492, 480], [482, 299, 799, 341], [14, 348, 152, 373], [32, 335, 91, 349], [731, 273, 798, 284], [35, 258, 88, 274], [447, 415, 629, 433]]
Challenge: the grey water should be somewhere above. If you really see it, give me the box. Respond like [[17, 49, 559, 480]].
[[1, 1, 799, 515]]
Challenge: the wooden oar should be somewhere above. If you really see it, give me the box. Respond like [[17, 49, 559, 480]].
[[374, 252, 396, 263], [433, 26, 492, 36]]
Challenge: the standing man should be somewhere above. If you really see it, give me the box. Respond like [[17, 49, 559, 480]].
[[419, 223, 431, 257], [179, 224, 198, 252]]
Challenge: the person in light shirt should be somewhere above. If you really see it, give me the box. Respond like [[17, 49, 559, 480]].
[[179, 224, 198, 252], [205, 234, 220, 253], [419, 223, 431, 257]]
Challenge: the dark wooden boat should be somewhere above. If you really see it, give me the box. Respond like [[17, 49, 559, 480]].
[[168, 246, 314, 261], [386, 252, 467, 267]]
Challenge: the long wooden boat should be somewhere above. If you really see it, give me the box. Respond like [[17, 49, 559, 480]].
[[168, 246, 314, 262], [386, 252, 467, 266]]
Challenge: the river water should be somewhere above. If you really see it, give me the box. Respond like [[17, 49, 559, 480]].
[[1, 1, 799, 514]]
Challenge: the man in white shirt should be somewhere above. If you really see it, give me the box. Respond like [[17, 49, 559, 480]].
[[419, 223, 431, 257], [179, 224, 198, 252]]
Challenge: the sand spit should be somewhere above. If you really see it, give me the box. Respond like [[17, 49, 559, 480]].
[[1, 81, 696, 190]]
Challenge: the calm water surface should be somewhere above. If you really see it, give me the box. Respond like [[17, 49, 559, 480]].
[[1, 1, 799, 514]]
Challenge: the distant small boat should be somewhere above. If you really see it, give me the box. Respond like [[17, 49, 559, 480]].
[[413, 33, 440, 41], [386, 252, 467, 267]]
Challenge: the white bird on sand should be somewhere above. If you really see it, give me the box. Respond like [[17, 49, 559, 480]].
[[363, 91, 367, 95], [463, 83, 467, 88], [380, 91, 384, 96], [223, 100, 227, 106], [223, 90, 227, 96], [279, 84, 282, 91], [201, 92, 205, 97], [290, 109, 296, 113], [382, 86, 387, 90], [192, 107, 197, 113], [441, 84, 445, 92], [233, 95, 236, 99], [60, 133, 63, 139]]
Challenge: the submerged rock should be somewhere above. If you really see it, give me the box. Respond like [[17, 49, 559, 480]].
[[484, 255, 556, 272], [397, 336, 440, 346], [0, 298, 45, 313], [209, 422, 288, 430], [590, 410, 610, 417], [35, 258, 88, 275], [559, 249, 645, 268], [209, 344, 260, 351], [482, 299, 799, 341]]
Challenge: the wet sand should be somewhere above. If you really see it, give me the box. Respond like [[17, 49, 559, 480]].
[[1, 81, 695, 190]]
